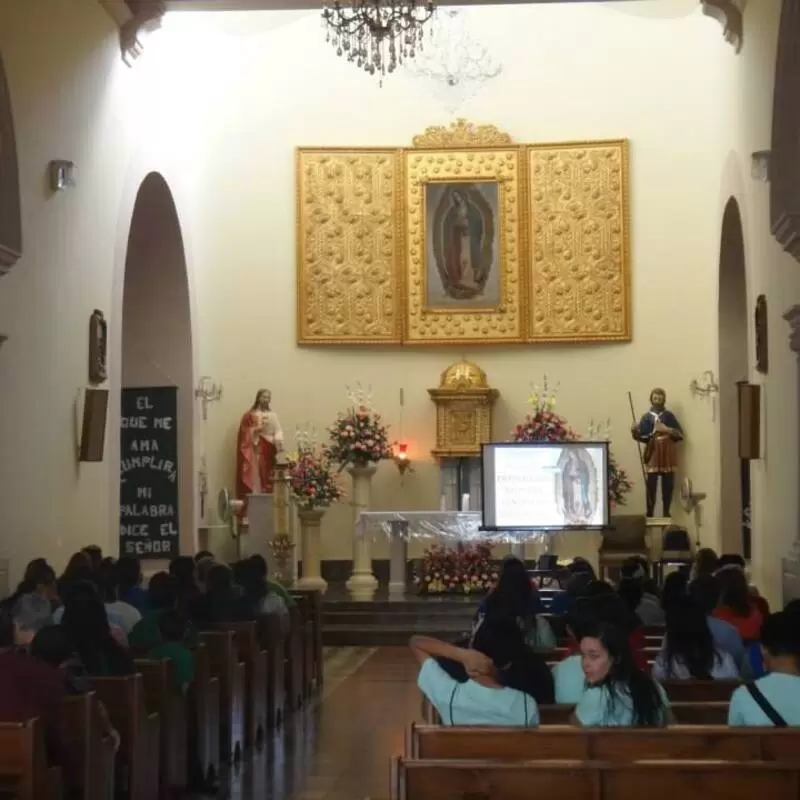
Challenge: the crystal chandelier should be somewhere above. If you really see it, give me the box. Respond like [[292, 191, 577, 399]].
[[322, 0, 436, 83], [406, 9, 502, 111]]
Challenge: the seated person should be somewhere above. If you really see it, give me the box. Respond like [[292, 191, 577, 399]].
[[411, 624, 540, 726], [688, 574, 745, 664], [636, 580, 665, 627], [60, 581, 135, 677], [30, 624, 120, 751], [0, 610, 65, 722], [728, 611, 800, 726], [98, 560, 142, 634], [169, 556, 203, 618], [553, 598, 597, 704], [250, 554, 296, 610], [192, 563, 254, 627], [129, 571, 198, 651], [7, 560, 59, 643], [573, 619, 670, 727], [115, 555, 148, 613], [549, 570, 592, 616], [147, 609, 196, 695], [472, 557, 556, 652], [652, 595, 739, 680], [713, 568, 763, 642], [233, 558, 289, 623]]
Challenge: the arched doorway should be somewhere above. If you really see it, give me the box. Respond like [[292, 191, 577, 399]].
[[120, 172, 194, 559], [718, 196, 749, 556]]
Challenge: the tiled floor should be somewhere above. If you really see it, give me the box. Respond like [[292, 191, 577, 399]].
[[224, 647, 421, 800]]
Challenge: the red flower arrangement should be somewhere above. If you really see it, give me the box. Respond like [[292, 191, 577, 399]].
[[512, 382, 577, 443], [325, 405, 393, 469], [415, 543, 499, 595], [285, 447, 344, 511], [608, 449, 633, 510]]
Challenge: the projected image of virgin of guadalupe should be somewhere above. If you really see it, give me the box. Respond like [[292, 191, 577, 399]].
[[555, 448, 599, 526]]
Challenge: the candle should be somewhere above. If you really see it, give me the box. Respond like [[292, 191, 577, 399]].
[[462, 493, 470, 511], [440, 494, 447, 512]]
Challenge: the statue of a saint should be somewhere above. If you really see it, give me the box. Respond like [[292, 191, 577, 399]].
[[236, 389, 284, 511], [631, 388, 683, 518]]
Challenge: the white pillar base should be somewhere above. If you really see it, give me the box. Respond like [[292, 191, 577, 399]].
[[296, 575, 328, 592], [388, 521, 408, 597]]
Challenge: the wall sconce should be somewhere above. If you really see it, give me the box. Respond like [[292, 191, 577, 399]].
[[751, 150, 771, 182], [195, 376, 223, 421], [689, 370, 720, 422], [49, 160, 76, 191], [394, 442, 413, 478], [689, 370, 720, 398]]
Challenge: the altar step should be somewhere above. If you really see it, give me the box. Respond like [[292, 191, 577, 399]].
[[322, 597, 478, 646]]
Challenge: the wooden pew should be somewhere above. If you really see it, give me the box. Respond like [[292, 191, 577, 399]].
[[90, 673, 159, 800], [0, 718, 62, 800], [216, 621, 267, 748], [135, 658, 188, 794], [199, 629, 245, 763], [420, 697, 729, 726], [408, 724, 800, 762], [392, 758, 800, 800], [188, 642, 220, 789], [301, 589, 324, 691], [256, 613, 286, 729], [57, 692, 115, 800], [285, 605, 305, 711], [292, 591, 316, 699], [661, 680, 740, 703]]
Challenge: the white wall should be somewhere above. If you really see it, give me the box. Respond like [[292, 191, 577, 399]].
[[144, 2, 732, 561], [0, 0, 203, 578], [1, 0, 797, 599], [714, 0, 800, 605]]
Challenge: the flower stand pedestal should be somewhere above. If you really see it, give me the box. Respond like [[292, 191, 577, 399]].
[[297, 508, 328, 592], [346, 464, 379, 598]]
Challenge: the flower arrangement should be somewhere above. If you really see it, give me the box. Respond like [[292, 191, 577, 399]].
[[607, 448, 633, 510], [285, 446, 344, 511], [415, 543, 499, 595], [512, 377, 576, 442], [325, 385, 393, 469]]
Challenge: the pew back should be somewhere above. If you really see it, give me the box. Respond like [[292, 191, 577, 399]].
[[409, 724, 800, 762], [393, 758, 800, 800], [0, 718, 61, 800]]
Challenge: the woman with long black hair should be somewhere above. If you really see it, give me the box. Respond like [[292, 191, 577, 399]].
[[573, 618, 669, 727], [653, 595, 739, 680], [60, 581, 135, 677]]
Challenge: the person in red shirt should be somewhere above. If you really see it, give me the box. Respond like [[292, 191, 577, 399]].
[[712, 567, 763, 642]]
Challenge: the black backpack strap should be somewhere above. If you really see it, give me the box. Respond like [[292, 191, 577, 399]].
[[746, 682, 788, 728]]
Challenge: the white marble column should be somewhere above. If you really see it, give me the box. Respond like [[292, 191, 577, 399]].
[[346, 465, 379, 596], [388, 520, 409, 597], [297, 508, 327, 592]]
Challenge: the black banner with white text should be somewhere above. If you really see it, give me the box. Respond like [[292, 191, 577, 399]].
[[119, 386, 179, 558]]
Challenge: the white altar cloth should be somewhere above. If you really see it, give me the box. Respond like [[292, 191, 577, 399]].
[[355, 510, 552, 544]]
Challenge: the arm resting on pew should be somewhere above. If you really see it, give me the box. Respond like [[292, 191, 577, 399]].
[[409, 636, 492, 676]]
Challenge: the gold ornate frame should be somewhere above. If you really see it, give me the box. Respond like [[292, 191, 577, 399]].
[[296, 121, 630, 346]]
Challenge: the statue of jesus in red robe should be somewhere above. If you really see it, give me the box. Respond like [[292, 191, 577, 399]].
[[236, 388, 284, 515]]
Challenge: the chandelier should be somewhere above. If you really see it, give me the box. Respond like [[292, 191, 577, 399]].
[[322, 0, 436, 83]]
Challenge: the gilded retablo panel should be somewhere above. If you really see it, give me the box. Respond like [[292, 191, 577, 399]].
[[297, 150, 400, 343], [405, 148, 524, 344], [527, 141, 630, 341]]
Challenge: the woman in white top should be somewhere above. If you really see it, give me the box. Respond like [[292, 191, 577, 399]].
[[652, 595, 740, 681]]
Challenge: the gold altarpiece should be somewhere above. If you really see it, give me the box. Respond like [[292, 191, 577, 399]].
[[428, 360, 499, 458], [297, 120, 630, 345]]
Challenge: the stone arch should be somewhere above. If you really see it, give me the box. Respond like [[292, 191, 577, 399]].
[[120, 172, 195, 557], [718, 196, 749, 555], [0, 51, 21, 277]]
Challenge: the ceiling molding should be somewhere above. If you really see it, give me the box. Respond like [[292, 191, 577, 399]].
[[771, 0, 800, 263], [100, 1, 166, 62], [700, 0, 743, 52]]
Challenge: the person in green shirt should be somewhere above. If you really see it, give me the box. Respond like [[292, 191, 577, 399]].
[[148, 609, 195, 694], [249, 555, 295, 609]]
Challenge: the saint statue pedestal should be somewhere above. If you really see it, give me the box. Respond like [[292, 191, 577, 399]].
[[243, 492, 276, 567]]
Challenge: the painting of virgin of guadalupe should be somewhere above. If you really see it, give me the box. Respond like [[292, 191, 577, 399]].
[[555, 447, 599, 526], [425, 181, 500, 309]]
